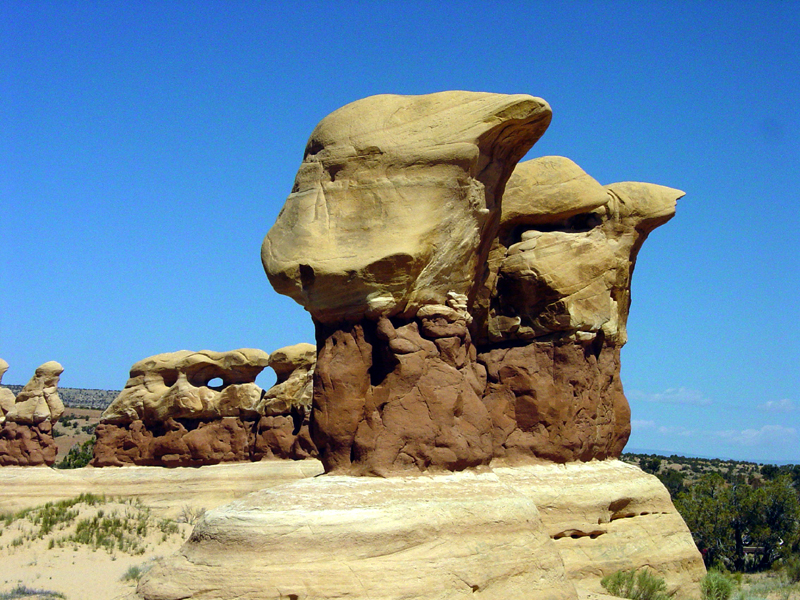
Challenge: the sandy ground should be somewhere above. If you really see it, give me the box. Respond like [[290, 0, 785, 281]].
[[0, 460, 324, 599]]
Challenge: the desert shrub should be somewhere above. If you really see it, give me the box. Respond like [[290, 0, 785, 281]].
[[56, 437, 95, 469], [0, 584, 65, 599], [177, 505, 206, 524], [785, 555, 800, 583], [601, 568, 671, 600], [121, 563, 150, 582], [701, 571, 735, 600]]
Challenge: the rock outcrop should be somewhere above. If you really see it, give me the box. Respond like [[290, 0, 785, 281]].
[[0, 361, 64, 466], [93, 347, 317, 467], [264, 91, 553, 475], [474, 157, 682, 464], [134, 461, 703, 600], [263, 93, 682, 474], [0, 359, 16, 423], [136, 92, 703, 600]]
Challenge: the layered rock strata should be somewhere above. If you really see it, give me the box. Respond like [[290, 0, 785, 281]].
[[0, 360, 65, 466], [263, 93, 682, 474], [133, 461, 703, 600], [93, 346, 317, 467]]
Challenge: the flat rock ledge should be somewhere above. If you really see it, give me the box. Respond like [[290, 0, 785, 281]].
[[133, 461, 704, 600]]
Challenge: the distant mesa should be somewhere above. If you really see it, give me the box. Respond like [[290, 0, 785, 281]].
[[0, 359, 65, 466], [92, 346, 317, 467]]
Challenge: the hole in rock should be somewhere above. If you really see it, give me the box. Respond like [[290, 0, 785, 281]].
[[516, 212, 602, 236], [162, 370, 178, 387], [255, 368, 277, 391], [299, 264, 315, 288], [207, 377, 224, 389]]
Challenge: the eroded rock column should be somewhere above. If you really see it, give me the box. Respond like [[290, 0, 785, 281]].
[[0, 360, 64, 466], [473, 157, 683, 464], [263, 91, 553, 474]]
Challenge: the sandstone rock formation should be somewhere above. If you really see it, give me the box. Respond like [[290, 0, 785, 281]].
[[475, 158, 683, 464], [93, 347, 317, 467], [253, 343, 317, 460], [0, 361, 64, 466], [264, 91, 552, 474], [134, 461, 703, 600], [263, 92, 682, 474], [263, 91, 553, 324], [135, 92, 703, 600], [0, 359, 16, 423]]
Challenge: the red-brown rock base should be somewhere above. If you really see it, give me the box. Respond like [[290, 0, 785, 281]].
[[92, 416, 316, 467], [0, 421, 58, 466]]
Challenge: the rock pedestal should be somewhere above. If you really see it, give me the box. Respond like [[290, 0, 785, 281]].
[[0, 360, 64, 466], [134, 461, 704, 600]]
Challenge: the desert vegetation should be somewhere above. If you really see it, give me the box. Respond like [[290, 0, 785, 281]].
[[0, 493, 192, 598], [622, 453, 800, 599], [0, 493, 184, 555]]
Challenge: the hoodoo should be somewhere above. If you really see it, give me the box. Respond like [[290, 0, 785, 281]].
[[135, 92, 704, 600]]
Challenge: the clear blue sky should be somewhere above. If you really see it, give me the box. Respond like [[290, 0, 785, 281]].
[[2, 2, 798, 463]]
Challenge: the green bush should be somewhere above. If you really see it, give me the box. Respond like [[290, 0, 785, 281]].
[[0, 584, 65, 599], [701, 571, 735, 600], [601, 568, 671, 600], [56, 437, 95, 469], [785, 555, 800, 583], [121, 564, 150, 582]]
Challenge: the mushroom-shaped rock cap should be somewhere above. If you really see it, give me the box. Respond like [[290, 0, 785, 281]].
[[263, 91, 552, 323], [267, 343, 316, 383], [127, 349, 270, 384], [501, 156, 610, 228], [101, 349, 271, 425], [605, 181, 682, 232], [34, 361, 64, 380], [0, 358, 8, 382], [5, 361, 64, 424]]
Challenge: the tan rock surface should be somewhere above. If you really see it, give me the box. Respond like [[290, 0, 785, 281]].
[[0, 361, 64, 466], [482, 156, 684, 346], [136, 469, 577, 600], [467, 156, 683, 464], [494, 460, 705, 597], [263, 91, 552, 324], [100, 349, 270, 424], [134, 461, 702, 600], [5, 361, 65, 425], [0, 358, 16, 422], [256, 342, 315, 416], [0, 460, 323, 516]]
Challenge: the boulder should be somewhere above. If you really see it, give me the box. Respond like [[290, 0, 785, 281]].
[[93, 348, 318, 467], [0, 361, 64, 466]]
